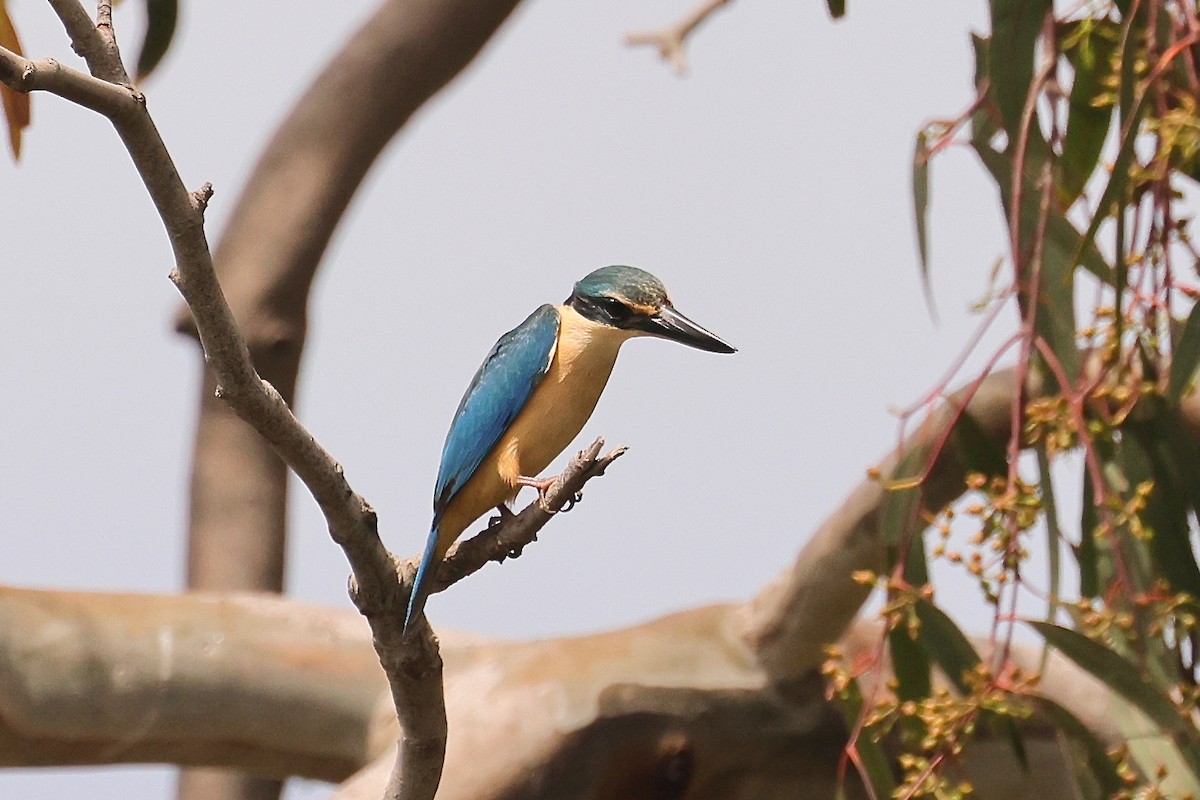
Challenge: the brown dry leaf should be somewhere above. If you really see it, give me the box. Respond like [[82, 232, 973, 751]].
[[0, 0, 31, 159]]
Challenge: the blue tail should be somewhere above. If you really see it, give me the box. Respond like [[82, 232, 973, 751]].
[[404, 524, 442, 635]]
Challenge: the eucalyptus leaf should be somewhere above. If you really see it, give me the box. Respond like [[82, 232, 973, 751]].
[[1169, 301, 1200, 400], [914, 599, 981, 694], [989, 0, 1053, 137], [1073, 12, 1150, 274], [974, 143, 1089, 383], [889, 624, 932, 702], [880, 447, 927, 552], [829, 677, 896, 799], [914, 600, 1028, 769], [912, 128, 934, 316], [1027, 622, 1190, 736], [1078, 468, 1099, 597], [1031, 696, 1122, 798], [0, 0, 30, 159], [135, 0, 179, 81], [1119, 408, 1200, 597], [1060, 22, 1117, 203], [952, 410, 1008, 479]]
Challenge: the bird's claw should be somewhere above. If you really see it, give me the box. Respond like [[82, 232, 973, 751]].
[[489, 504, 516, 528], [560, 491, 584, 513], [534, 487, 582, 514], [504, 532, 536, 560]]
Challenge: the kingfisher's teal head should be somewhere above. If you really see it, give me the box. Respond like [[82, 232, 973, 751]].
[[567, 265, 736, 354]]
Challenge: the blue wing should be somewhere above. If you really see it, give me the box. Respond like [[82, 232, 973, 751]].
[[433, 303, 560, 518], [405, 304, 560, 635]]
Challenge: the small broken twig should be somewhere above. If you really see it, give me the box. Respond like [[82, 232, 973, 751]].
[[426, 438, 628, 592], [625, 0, 731, 75]]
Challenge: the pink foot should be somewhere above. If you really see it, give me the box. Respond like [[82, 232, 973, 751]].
[[516, 475, 558, 512]]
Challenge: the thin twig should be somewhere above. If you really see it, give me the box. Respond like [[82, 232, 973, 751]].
[[625, 0, 730, 75], [0, 49, 137, 117], [431, 440, 627, 592], [45, 0, 123, 82]]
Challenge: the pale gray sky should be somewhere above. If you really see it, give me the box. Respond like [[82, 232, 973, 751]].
[[1, 1, 1016, 796]]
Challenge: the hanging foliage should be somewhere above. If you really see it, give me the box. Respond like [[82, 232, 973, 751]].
[[829, 1, 1200, 797]]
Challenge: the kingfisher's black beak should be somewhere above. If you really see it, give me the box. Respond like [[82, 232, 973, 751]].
[[638, 305, 737, 354]]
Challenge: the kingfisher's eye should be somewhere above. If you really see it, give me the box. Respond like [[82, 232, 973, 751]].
[[599, 296, 631, 321]]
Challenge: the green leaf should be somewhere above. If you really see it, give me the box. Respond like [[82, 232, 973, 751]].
[[989, 0, 1052, 137], [1028, 622, 1189, 733], [969, 34, 1006, 154], [829, 677, 896, 799], [974, 144, 1076, 382], [912, 600, 1029, 769], [974, 137, 1114, 387], [1035, 444, 1063, 653], [1119, 403, 1200, 597], [1031, 696, 1123, 798], [1110, 693, 1200, 797], [914, 599, 981, 694], [1152, 403, 1200, 518], [135, 0, 179, 81], [881, 449, 931, 583], [1060, 22, 1117, 204], [953, 410, 1008, 479], [880, 447, 927, 551], [904, 531, 929, 587], [1117, 6, 1139, 128], [1097, 440, 1161, 604], [913, 128, 934, 316], [998, 712, 1031, 772], [889, 624, 932, 701], [825, 0, 846, 19], [1031, 621, 1200, 781], [1170, 301, 1200, 400], [1077, 463, 1103, 597], [1073, 13, 1150, 273]]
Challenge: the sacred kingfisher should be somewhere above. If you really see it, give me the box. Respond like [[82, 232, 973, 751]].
[[403, 265, 736, 634]]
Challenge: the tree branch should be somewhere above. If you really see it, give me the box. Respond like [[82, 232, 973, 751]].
[[0, 588, 385, 778], [0, 3, 512, 797], [367, 440, 626, 796], [0, 583, 1133, 799], [173, 8, 525, 795], [0, 48, 137, 118], [45, 0, 124, 83], [625, 0, 731, 75]]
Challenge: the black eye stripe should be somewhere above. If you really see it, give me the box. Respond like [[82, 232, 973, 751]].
[[567, 292, 638, 327], [599, 297, 629, 317]]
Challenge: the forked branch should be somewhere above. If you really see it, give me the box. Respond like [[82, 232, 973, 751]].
[[0, 3, 619, 799], [625, 0, 731, 75]]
